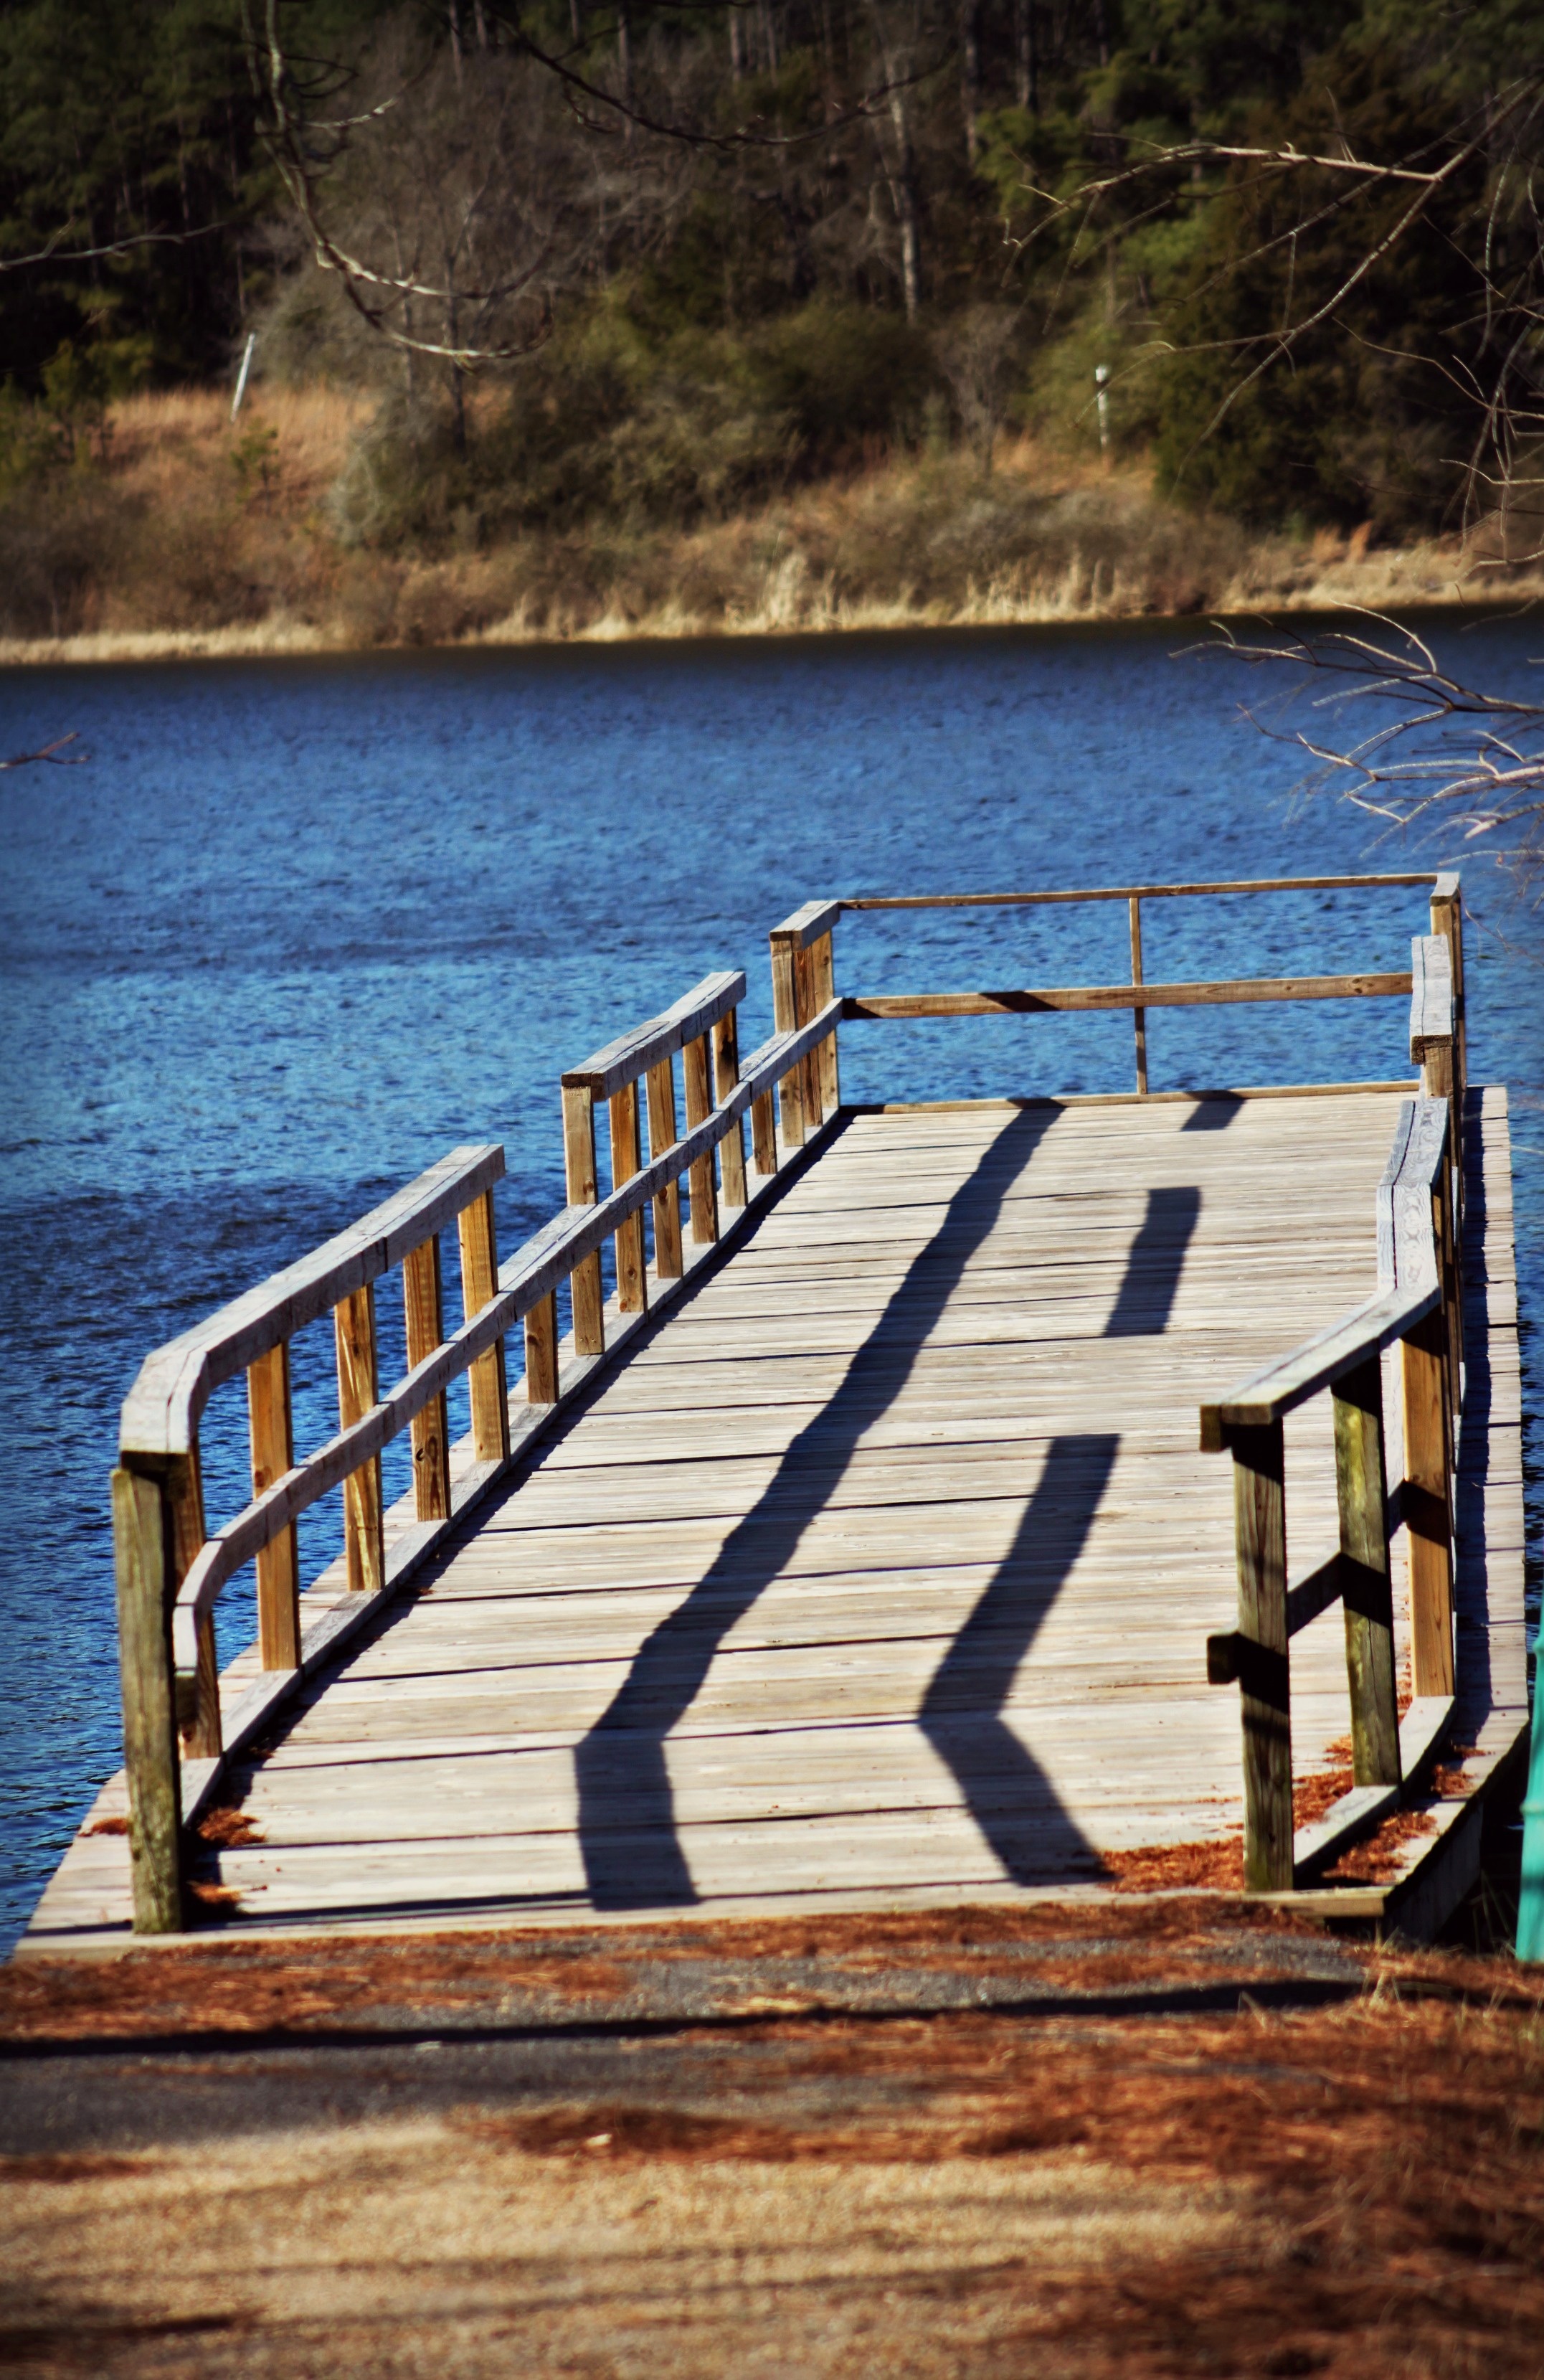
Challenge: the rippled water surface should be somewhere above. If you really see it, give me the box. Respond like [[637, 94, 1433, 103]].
[[2, 620, 1539, 1945]]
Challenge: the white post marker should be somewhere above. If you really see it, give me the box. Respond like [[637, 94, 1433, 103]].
[[231, 332, 257, 424], [1094, 363, 1111, 455]]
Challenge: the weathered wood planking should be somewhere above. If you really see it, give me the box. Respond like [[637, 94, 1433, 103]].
[[28, 1086, 1526, 1950]]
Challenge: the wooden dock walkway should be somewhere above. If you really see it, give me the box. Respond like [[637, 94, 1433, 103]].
[[24, 877, 1528, 1952]]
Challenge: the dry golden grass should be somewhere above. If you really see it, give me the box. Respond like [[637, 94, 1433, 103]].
[[4, 387, 1541, 660], [105, 384, 369, 514]]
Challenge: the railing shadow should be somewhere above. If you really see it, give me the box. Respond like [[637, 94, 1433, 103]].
[[919, 1432, 1119, 1881], [575, 1108, 1065, 1907], [1104, 1186, 1200, 1338], [577, 1113, 1208, 1911]]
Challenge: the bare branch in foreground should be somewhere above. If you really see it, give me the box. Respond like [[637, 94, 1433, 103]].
[[1193, 619, 1544, 887], [0, 734, 87, 773]]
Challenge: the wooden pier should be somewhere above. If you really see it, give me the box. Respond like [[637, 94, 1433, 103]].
[[24, 874, 1528, 1953]]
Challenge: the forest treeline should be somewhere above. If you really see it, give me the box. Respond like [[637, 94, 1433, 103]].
[[1, 0, 1539, 598]]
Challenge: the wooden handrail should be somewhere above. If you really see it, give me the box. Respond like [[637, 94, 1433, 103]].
[[840, 872, 1447, 910], [844, 971, 1411, 1019], [1202, 1091, 1451, 1440], [1202, 1086, 1460, 1892], [167, 1001, 841, 1658], [562, 970, 747, 1100], [119, 1144, 506, 1460], [769, 899, 842, 951], [1198, 1281, 1439, 1444]]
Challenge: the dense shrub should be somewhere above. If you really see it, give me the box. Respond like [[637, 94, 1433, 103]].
[[328, 298, 937, 552]]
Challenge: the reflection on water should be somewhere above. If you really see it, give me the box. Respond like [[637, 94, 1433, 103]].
[[1, 619, 1538, 1943]]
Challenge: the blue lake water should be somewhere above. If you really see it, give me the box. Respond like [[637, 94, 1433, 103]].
[[1, 618, 1539, 1948]]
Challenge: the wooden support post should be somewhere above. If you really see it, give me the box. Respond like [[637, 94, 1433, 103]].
[[1431, 880, 1466, 1193], [1401, 1309, 1456, 1698], [795, 940, 823, 1128], [563, 1082, 605, 1356], [525, 1290, 559, 1404], [1231, 1421, 1292, 1892], [1334, 1355, 1402, 1788], [458, 1189, 510, 1464], [714, 1008, 748, 1209], [403, 1235, 450, 1521], [247, 1341, 300, 1670], [770, 934, 806, 1148], [1434, 1146, 1463, 1430], [334, 1285, 384, 1598], [646, 1056, 684, 1278], [813, 929, 840, 1110], [113, 1464, 184, 1933], [1129, 894, 1148, 1095], [609, 1080, 648, 1312], [166, 1449, 219, 1759], [683, 1031, 719, 1245], [751, 1087, 778, 1176]]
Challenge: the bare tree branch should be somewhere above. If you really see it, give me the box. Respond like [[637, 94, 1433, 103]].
[[1197, 618, 1544, 884], [0, 733, 87, 773]]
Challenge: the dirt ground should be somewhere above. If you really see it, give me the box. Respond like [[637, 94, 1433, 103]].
[[2, 1899, 1540, 2378]]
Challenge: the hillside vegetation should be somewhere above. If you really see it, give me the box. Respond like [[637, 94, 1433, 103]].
[[1, 0, 1540, 647]]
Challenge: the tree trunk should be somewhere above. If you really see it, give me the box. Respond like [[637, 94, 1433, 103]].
[[961, 0, 980, 164], [1015, 0, 1038, 110], [618, 0, 635, 141]]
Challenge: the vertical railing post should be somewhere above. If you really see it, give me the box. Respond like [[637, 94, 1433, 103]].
[[610, 1080, 648, 1311], [525, 1291, 559, 1404], [113, 1463, 184, 1932], [1431, 874, 1465, 1199], [247, 1342, 300, 1671], [794, 939, 823, 1128], [1416, 1092, 1464, 1432], [458, 1189, 511, 1465], [1401, 1303, 1456, 1698], [682, 1032, 720, 1244], [812, 927, 840, 1111], [714, 1005, 749, 1209], [1411, 940, 1462, 1417], [1333, 1355, 1401, 1786], [168, 1449, 219, 1759], [334, 1285, 385, 1597], [646, 1057, 685, 1278], [1129, 894, 1147, 1096], [562, 1082, 606, 1356], [403, 1236, 451, 1520], [751, 1080, 779, 1177], [769, 932, 806, 1150], [1231, 1420, 1292, 1892]]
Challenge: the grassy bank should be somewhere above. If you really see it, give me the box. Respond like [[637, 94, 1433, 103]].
[[2, 387, 1536, 666]]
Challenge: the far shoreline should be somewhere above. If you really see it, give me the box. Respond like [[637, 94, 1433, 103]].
[[4, 558, 1539, 672]]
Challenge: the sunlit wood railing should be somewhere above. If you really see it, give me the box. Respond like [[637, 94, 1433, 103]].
[[782, 869, 1464, 1117], [1199, 938, 1464, 1892], [112, 970, 838, 1932]]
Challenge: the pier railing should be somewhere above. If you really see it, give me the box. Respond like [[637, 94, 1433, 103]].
[[805, 866, 1463, 1119], [1200, 938, 1464, 1892], [112, 867, 1463, 1930], [112, 971, 838, 1930]]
